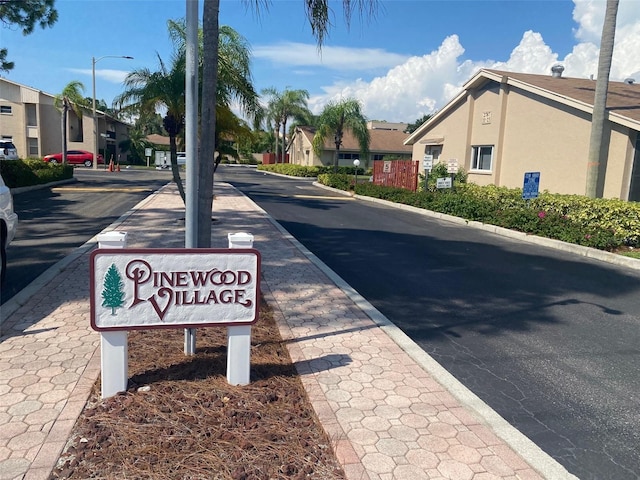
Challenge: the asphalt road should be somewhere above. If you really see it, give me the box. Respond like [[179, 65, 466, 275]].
[[1, 168, 171, 305], [217, 166, 640, 480]]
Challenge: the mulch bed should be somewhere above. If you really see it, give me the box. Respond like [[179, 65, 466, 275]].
[[50, 300, 346, 480]]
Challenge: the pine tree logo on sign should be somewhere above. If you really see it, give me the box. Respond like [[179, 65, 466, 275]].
[[101, 264, 125, 315]]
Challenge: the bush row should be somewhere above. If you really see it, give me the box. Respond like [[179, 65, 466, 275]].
[[0, 159, 74, 188], [317, 174, 640, 251], [257, 164, 367, 177]]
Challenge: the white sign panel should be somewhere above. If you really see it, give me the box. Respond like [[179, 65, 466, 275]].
[[447, 159, 459, 174], [90, 248, 260, 331], [383, 161, 392, 173], [436, 177, 452, 189], [144, 148, 152, 157], [423, 155, 433, 171]]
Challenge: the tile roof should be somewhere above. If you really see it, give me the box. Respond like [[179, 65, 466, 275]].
[[297, 126, 412, 153], [484, 69, 640, 123]]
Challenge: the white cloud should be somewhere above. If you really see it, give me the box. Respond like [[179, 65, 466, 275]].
[[306, 0, 640, 123], [67, 68, 129, 84], [253, 42, 410, 71]]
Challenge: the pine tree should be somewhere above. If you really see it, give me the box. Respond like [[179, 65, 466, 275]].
[[101, 264, 125, 315]]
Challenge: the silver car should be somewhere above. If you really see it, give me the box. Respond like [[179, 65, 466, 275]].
[[0, 141, 18, 160], [0, 173, 18, 285]]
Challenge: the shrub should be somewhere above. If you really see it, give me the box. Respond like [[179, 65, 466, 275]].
[[0, 159, 73, 188]]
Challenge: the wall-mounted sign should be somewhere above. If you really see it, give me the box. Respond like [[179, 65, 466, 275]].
[[383, 161, 392, 173], [90, 248, 260, 331]]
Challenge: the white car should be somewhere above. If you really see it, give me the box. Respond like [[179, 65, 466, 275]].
[[0, 173, 18, 285]]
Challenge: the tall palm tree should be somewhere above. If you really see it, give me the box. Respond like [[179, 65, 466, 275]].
[[279, 88, 311, 162], [585, 0, 619, 198], [116, 51, 187, 200], [261, 87, 282, 162], [54, 81, 88, 165], [198, 0, 378, 247], [312, 98, 370, 172]]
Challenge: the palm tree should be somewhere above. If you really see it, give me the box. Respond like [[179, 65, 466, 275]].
[[585, 0, 619, 198], [198, 0, 378, 247], [116, 51, 187, 200], [312, 98, 370, 172], [261, 87, 283, 162], [279, 88, 311, 162], [54, 81, 88, 165]]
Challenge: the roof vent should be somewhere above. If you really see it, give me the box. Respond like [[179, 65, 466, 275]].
[[624, 78, 636, 85], [551, 64, 565, 78]]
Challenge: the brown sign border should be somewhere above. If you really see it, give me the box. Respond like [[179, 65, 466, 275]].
[[90, 248, 261, 332]]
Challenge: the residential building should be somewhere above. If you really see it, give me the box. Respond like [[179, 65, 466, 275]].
[[0, 77, 130, 162], [404, 68, 640, 200], [288, 124, 412, 169]]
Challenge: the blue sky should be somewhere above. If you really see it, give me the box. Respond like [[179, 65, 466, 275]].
[[2, 0, 639, 123]]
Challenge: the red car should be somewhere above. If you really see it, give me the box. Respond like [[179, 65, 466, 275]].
[[43, 150, 105, 167]]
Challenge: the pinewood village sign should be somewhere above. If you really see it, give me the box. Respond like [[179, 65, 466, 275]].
[[90, 237, 261, 399]]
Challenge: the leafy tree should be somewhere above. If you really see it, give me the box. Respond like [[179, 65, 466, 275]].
[[586, 0, 619, 198], [0, 0, 57, 71], [404, 113, 433, 134], [261, 87, 283, 162], [54, 81, 89, 165], [101, 264, 125, 315], [197, 0, 379, 246], [312, 98, 370, 172]]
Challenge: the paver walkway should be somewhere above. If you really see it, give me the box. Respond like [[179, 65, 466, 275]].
[[1, 180, 575, 480]]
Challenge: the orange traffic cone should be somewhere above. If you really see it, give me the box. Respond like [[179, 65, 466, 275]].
[[116, 163, 121, 172], [108, 160, 114, 172]]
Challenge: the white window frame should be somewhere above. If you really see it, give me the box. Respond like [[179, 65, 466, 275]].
[[471, 145, 493, 172]]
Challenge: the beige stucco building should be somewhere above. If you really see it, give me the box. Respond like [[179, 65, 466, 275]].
[[0, 77, 130, 162], [289, 123, 412, 169], [405, 68, 640, 200]]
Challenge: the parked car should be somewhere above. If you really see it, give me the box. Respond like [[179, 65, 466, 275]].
[[43, 150, 105, 167], [0, 172, 18, 285], [0, 141, 18, 160]]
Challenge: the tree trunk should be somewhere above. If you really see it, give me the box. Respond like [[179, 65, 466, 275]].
[[274, 121, 280, 163], [61, 104, 68, 165], [197, 0, 220, 248], [169, 135, 186, 202], [585, 0, 619, 198], [282, 118, 287, 164]]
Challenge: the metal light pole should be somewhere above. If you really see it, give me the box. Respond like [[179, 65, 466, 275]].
[[353, 159, 360, 190], [92, 55, 133, 170]]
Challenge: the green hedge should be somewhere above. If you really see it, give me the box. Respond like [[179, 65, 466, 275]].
[[317, 175, 638, 251], [0, 159, 73, 188], [258, 164, 369, 177]]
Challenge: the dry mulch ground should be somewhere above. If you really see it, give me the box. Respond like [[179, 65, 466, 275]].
[[50, 300, 346, 480]]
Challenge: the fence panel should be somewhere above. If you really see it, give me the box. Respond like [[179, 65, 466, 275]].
[[372, 160, 419, 192]]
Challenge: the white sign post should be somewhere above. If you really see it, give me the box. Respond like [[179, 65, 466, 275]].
[[96, 231, 129, 399], [90, 244, 261, 398], [227, 232, 255, 386]]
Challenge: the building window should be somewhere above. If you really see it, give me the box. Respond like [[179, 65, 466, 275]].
[[0, 105, 12, 115], [471, 145, 493, 171], [373, 154, 384, 161], [338, 152, 360, 160], [26, 104, 37, 126], [28, 138, 39, 156]]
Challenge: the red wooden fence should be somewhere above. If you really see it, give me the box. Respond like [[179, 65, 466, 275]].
[[262, 153, 289, 164], [372, 160, 419, 192]]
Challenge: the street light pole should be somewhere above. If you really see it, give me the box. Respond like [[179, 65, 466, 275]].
[[92, 55, 133, 170]]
